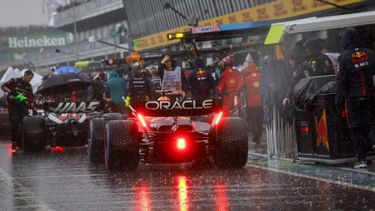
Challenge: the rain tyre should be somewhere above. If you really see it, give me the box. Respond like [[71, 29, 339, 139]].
[[22, 116, 46, 152], [213, 117, 248, 168], [105, 120, 140, 171], [102, 113, 123, 121], [88, 118, 106, 163]]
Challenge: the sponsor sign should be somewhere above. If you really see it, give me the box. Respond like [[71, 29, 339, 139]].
[[8, 35, 66, 48], [133, 0, 363, 51], [145, 100, 214, 111], [192, 25, 221, 34], [44, 101, 102, 113], [0, 34, 68, 52], [136, 99, 222, 117]]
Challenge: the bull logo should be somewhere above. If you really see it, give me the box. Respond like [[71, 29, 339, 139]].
[[316, 109, 330, 150], [352, 51, 366, 58], [352, 51, 369, 65]]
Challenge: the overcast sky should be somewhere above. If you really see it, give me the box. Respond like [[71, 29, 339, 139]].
[[0, 0, 47, 27]]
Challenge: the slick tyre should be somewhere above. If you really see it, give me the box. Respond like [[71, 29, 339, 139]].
[[22, 116, 46, 152], [104, 120, 140, 171], [88, 118, 106, 163], [213, 117, 248, 168]]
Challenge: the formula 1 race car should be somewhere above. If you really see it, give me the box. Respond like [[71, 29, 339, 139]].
[[21, 73, 103, 151], [88, 98, 248, 171], [21, 100, 104, 151]]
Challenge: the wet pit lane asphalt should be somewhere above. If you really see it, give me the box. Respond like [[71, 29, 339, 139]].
[[1, 139, 375, 211]]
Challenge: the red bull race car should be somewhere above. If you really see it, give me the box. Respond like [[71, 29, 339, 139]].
[[88, 98, 248, 171]]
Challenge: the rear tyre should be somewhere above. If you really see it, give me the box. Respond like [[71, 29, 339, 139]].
[[213, 117, 248, 168], [102, 113, 123, 120], [88, 118, 106, 163], [105, 120, 140, 171], [22, 116, 46, 152]]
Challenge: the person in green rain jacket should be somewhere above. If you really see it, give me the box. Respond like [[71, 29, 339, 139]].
[[105, 70, 127, 113]]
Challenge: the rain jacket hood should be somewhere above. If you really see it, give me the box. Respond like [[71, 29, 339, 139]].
[[288, 40, 306, 66], [106, 71, 126, 105], [303, 39, 322, 57], [108, 71, 120, 80], [341, 27, 361, 50], [191, 58, 205, 71]]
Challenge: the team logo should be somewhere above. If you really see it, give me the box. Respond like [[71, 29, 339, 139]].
[[49, 102, 100, 113], [352, 51, 369, 67], [145, 100, 213, 110]]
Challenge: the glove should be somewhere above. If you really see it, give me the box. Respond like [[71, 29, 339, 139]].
[[125, 96, 131, 107], [10, 92, 27, 102]]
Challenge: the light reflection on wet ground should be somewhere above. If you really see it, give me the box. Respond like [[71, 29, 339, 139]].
[[0, 140, 374, 210]]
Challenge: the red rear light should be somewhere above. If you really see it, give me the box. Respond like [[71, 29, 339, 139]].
[[52, 146, 64, 153], [212, 111, 223, 126], [137, 113, 147, 128], [176, 138, 187, 150], [300, 127, 309, 133]]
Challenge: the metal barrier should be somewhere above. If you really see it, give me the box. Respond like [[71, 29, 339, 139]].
[[265, 105, 298, 159]]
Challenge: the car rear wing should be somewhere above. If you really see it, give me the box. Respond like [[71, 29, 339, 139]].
[[37, 100, 105, 113], [134, 99, 222, 117]]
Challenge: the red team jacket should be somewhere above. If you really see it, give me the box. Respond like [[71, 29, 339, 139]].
[[237, 63, 262, 108]]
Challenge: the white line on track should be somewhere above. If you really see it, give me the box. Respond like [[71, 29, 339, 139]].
[[0, 166, 53, 211], [246, 163, 375, 193]]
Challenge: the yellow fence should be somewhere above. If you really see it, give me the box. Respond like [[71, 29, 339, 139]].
[[133, 0, 363, 51]]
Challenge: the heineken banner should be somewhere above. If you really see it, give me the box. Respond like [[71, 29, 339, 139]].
[[0, 34, 68, 52]]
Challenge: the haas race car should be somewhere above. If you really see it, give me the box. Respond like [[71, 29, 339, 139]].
[[21, 100, 103, 151], [88, 97, 249, 171], [21, 73, 103, 151]]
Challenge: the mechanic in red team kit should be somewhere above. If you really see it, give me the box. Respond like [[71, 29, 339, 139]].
[[237, 60, 263, 144], [218, 56, 242, 116]]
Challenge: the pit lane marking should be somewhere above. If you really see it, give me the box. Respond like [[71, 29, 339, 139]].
[[0, 166, 53, 210], [250, 151, 375, 176], [246, 163, 375, 193], [336, 166, 375, 176]]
